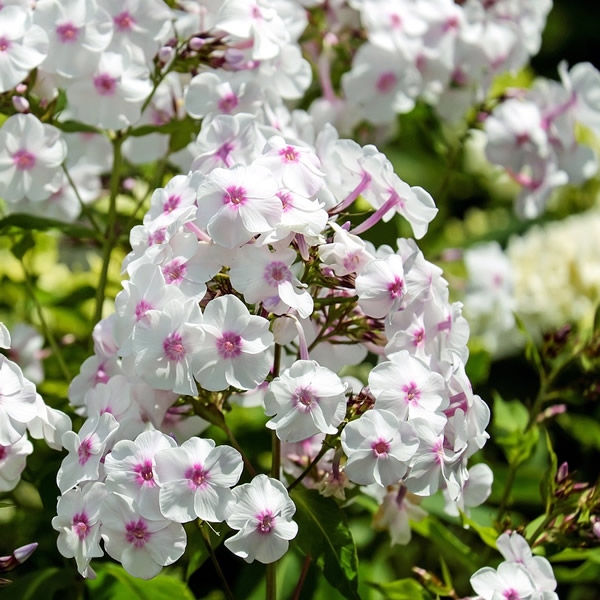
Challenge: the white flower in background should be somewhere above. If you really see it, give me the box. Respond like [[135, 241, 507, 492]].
[[65, 51, 152, 130], [0, 323, 10, 349], [0, 5, 48, 93], [33, 0, 113, 78], [264, 359, 347, 443], [0, 113, 67, 202], [225, 474, 298, 564]]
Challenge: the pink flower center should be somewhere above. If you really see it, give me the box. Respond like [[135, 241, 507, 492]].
[[134, 460, 155, 486], [0, 446, 7, 460], [135, 299, 152, 321], [256, 511, 275, 534], [390, 13, 402, 28], [264, 261, 291, 286], [402, 382, 420, 405], [56, 22, 79, 43], [162, 259, 187, 285], [78, 438, 93, 466], [185, 464, 209, 488], [12, 149, 36, 171], [279, 146, 299, 163], [342, 252, 361, 272], [223, 185, 247, 206], [163, 194, 181, 213], [293, 387, 316, 412], [94, 364, 110, 385], [433, 439, 444, 464], [387, 276, 404, 299], [376, 72, 397, 94], [0, 37, 10, 52], [114, 11, 135, 32], [216, 141, 235, 163], [277, 191, 292, 211], [93, 73, 117, 96], [412, 328, 425, 346], [72, 512, 90, 541], [371, 438, 391, 457], [125, 519, 151, 548], [443, 16, 459, 32], [504, 590, 520, 600], [148, 228, 167, 246], [163, 332, 186, 361], [216, 331, 242, 359], [218, 93, 239, 113]]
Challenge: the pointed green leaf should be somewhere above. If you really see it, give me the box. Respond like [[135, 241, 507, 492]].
[[291, 486, 360, 600], [87, 563, 194, 600], [369, 578, 433, 599], [0, 213, 97, 239]]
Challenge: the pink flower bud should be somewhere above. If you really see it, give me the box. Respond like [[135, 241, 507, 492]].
[[188, 37, 205, 51], [158, 46, 174, 64], [11, 96, 29, 113]]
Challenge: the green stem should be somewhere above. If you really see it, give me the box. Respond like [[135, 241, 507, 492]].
[[496, 461, 518, 522], [61, 164, 102, 235], [198, 521, 236, 600], [20, 259, 71, 382], [223, 421, 257, 478], [287, 443, 331, 492], [93, 135, 124, 327]]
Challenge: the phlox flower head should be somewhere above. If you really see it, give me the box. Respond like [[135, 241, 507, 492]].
[[264, 359, 348, 443], [0, 434, 33, 492], [225, 474, 298, 564], [154, 437, 243, 523]]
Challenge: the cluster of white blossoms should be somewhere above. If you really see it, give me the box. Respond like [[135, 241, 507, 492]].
[[0, 0, 497, 581], [0, 322, 71, 492], [470, 531, 558, 600], [305, 0, 552, 130], [463, 208, 600, 357], [482, 62, 600, 218]]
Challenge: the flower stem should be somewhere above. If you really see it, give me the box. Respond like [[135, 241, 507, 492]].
[[287, 443, 330, 492], [93, 134, 123, 327], [198, 521, 236, 600], [291, 555, 312, 600]]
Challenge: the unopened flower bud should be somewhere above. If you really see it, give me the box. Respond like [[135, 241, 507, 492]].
[[158, 46, 174, 64], [189, 37, 205, 51], [11, 96, 29, 113], [556, 461, 569, 484], [592, 519, 600, 539], [15, 83, 27, 94]]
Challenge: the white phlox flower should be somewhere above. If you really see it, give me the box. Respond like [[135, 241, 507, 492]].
[[154, 437, 243, 523], [52, 481, 107, 578], [264, 359, 348, 443], [100, 491, 186, 580], [341, 409, 419, 487], [57, 412, 120, 492], [0, 113, 67, 202], [224, 474, 298, 564], [103, 429, 177, 520], [0, 433, 33, 492], [228, 245, 314, 318], [193, 294, 274, 392]]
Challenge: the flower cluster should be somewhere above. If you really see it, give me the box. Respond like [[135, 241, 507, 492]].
[[0, 0, 495, 583], [305, 0, 552, 130], [463, 208, 600, 357], [470, 531, 558, 600], [482, 62, 600, 218]]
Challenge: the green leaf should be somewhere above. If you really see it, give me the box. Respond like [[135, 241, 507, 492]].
[[0, 568, 73, 600], [369, 578, 433, 600], [557, 413, 600, 451], [0, 213, 97, 239], [10, 232, 35, 260], [54, 120, 101, 133], [291, 486, 360, 600], [458, 510, 499, 549], [492, 393, 539, 466], [87, 563, 194, 600], [541, 429, 558, 512]]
